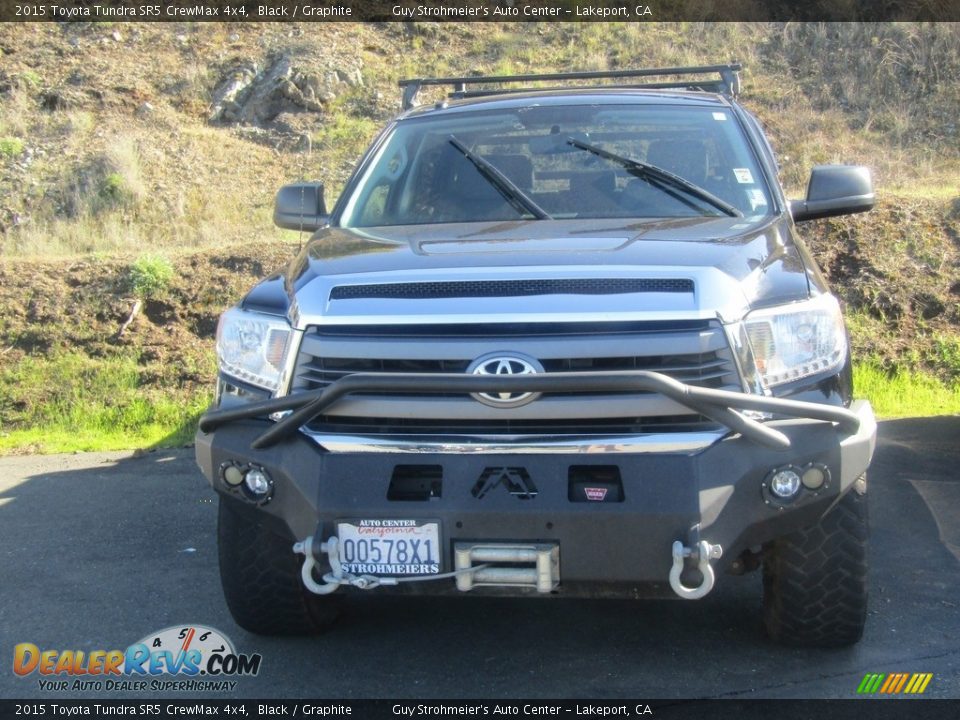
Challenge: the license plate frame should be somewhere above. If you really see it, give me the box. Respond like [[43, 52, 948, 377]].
[[336, 519, 441, 576]]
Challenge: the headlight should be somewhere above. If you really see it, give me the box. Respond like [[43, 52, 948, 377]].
[[216, 307, 291, 392], [744, 294, 847, 389]]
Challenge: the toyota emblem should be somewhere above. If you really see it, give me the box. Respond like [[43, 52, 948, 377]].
[[466, 352, 544, 408]]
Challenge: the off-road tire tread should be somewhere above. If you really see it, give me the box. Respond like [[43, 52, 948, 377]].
[[762, 487, 868, 647], [218, 500, 338, 635]]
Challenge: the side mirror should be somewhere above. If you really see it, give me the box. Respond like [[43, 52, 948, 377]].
[[273, 183, 329, 231], [790, 165, 874, 223]]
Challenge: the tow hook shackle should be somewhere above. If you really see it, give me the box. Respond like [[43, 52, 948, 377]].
[[669, 540, 723, 600], [294, 535, 335, 595], [293, 535, 374, 595]]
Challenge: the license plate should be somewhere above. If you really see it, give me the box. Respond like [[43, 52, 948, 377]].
[[336, 520, 440, 576]]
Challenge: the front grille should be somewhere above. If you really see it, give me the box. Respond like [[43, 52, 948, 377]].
[[290, 320, 742, 436], [294, 354, 733, 391], [330, 278, 693, 300]]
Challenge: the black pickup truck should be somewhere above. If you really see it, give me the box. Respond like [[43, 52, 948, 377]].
[[196, 64, 877, 646]]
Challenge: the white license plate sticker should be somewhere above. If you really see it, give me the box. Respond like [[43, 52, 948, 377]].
[[336, 520, 440, 575]]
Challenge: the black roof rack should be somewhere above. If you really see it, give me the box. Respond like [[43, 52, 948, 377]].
[[398, 64, 742, 110]]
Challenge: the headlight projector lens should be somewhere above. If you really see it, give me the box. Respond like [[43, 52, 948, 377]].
[[244, 468, 272, 497], [770, 468, 802, 499], [762, 465, 805, 507]]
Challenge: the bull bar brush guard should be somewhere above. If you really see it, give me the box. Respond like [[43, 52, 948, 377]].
[[199, 370, 869, 600]]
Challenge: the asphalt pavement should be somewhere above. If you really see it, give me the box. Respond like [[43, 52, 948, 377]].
[[0, 417, 957, 700]]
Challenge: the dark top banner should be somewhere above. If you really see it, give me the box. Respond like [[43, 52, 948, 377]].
[[1, 700, 960, 720], [3, 0, 959, 22]]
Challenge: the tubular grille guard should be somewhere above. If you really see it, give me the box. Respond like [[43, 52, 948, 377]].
[[198, 371, 861, 451]]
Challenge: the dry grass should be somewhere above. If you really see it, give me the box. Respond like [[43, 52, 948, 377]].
[[2, 22, 956, 255]]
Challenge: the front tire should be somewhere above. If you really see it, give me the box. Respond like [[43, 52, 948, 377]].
[[218, 498, 339, 635], [762, 486, 869, 647]]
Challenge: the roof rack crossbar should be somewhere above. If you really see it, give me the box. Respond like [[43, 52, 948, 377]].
[[399, 64, 742, 109], [454, 80, 732, 100]]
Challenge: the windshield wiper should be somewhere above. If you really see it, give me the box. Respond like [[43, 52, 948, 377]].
[[567, 137, 742, 218], [448, 135, 551, 220]]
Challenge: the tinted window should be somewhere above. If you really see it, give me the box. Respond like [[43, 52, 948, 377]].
[[339, 104, 772, 227]]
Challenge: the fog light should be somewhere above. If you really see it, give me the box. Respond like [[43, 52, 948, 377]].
[[223, 465, 244, 487], [769, 468, 801, 499], [801, 464, 829, 490], [244, 468, 272, 497]]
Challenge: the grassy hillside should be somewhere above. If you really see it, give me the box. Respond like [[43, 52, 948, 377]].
[[1, 22, 958, 453]]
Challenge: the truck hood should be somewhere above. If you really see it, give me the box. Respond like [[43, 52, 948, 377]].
[[279, 216, 812, 328]]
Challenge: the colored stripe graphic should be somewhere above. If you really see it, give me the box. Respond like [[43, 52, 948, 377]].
[[857, 672, 932, 694], [907, 674, 933, 694], [879, 674, 898, 693], [858, 673, 885, 694]]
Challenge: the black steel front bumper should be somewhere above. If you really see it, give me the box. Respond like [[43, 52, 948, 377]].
[[195, 371, 877, 598]]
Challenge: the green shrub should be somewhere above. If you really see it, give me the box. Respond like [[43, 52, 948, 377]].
[[100, 172, 127, 201], [129, 254, 174, 299], [0, 137, 24, 158], [20, 70, 41, 88]]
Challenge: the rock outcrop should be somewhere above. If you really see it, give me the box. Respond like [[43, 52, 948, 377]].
[[209, 54, 362, 126]]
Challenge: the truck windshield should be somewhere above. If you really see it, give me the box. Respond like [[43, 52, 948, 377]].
[[339, 103, 773, 227]]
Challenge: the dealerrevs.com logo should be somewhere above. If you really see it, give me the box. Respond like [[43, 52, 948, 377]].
[[13, 625, 261, 692]]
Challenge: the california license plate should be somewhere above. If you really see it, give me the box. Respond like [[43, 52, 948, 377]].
[[336, 520, 441, 575]]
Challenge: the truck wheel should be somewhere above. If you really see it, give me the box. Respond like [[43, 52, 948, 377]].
[[762, 485, 868, 647], [218, 499, 339, 635]]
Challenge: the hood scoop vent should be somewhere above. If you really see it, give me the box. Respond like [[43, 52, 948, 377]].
[[330, 278, 694, 301], [417, 237, 631, 254]]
